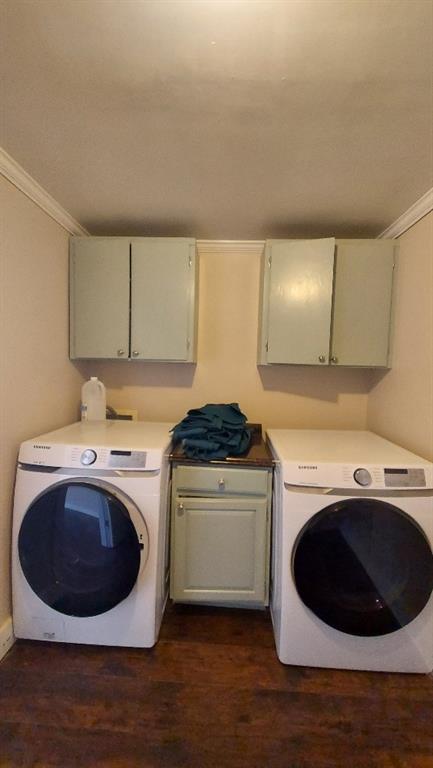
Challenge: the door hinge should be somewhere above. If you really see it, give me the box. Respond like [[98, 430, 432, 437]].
[[188, 256, 192, 267], [265, 341, 269, 352], [268, 254, 272, 267]]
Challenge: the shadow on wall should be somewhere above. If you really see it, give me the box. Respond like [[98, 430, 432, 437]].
[[266, 217, 381, 239], [258, 365, 390, 404], [86, 218, 198, 238], [73, 360, 197, 389], [73, 359, 391, 408]]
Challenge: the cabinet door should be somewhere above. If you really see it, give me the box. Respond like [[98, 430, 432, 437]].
[[170, 496, 269, 605], [331, 240, 395, 367], [70, 238, 130, 359], [258, 239, 335, 365], [130, 239, 197, 361]]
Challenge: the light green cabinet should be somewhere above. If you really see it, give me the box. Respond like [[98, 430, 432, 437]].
[[69, 238, 130, 360], [258, 238, 396, 368], [170, 464, 272, 607], [331, 240, 396, 367], [70, 237, 198, 361]]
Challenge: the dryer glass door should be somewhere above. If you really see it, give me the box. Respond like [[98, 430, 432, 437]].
[[18, 481, 143, 617], [293, 498, 433, 636]]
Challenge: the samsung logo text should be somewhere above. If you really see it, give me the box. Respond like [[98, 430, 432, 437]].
[[298, 465, 318, 470]]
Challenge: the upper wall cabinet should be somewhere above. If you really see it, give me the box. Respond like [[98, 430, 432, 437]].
[[258, 238, 396, 368], [70, 237, 198, 362]]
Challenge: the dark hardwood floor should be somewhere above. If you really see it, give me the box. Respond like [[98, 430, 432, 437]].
[[0, 603, 432, 768]]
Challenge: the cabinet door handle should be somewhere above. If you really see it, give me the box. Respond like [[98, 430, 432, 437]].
[[318, 355, 326, 363], [132, 350, 140, 357], [330, 356, 339, 364], [117, 349, 124, 356], [177, 503, 184, 516], [218, 478, 225, 490]]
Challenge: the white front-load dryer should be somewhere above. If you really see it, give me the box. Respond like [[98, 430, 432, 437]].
[[12, 420, 172, 648], [267, 429, 433, 673]]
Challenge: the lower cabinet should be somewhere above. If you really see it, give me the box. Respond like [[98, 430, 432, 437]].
[[170, 464, 272, 607]]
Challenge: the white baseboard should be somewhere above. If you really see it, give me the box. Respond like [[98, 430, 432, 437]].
[[0, 616, 15, 661]]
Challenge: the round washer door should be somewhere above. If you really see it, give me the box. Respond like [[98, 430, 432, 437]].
[[18, 480, 149, 618], [293, 498, 433, 637]]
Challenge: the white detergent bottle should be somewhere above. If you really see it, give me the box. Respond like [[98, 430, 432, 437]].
[[81, 377, 106, 421]]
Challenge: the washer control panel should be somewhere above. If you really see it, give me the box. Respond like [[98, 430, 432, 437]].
[[80, 449, 97, 466], [72, 446, 147, 469], [19, 439, 164, 472], [108, 450, 147, 469]]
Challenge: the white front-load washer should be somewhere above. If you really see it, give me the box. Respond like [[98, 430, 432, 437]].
[[12, 420, 172, 648], [267, 429, 433, 673]]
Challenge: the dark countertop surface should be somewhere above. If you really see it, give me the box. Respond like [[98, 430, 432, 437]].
[[169, 423, 273, 468]]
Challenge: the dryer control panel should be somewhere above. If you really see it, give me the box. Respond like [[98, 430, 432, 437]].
[[353, 467, 428, 488], [281, 462, 432, 490], [267, 429, 433, 491], [383, 467, 427, 488]]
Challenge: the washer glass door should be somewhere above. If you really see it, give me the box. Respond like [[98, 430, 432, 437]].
[[18, 481, 146, 617], [293, 498, 433, 636]]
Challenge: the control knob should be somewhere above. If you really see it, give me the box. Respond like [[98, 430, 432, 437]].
[[354, 468, 372, 487], [81, 449, 97, 466]]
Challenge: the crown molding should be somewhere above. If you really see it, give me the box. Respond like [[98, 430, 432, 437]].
[[378, 187, 433, 239], [2, 146, 431, 243], [197, 240, 265, 255], [0, 147, 88, 235]]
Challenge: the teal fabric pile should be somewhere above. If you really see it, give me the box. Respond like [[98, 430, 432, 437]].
[[171, 403, 251, 460]]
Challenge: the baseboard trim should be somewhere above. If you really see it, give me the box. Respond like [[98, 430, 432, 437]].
[[0, 616, 15, 661]]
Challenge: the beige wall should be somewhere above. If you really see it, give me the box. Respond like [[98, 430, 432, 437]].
[[0, 177, 84, 626], [87, 245, 371, 431], [367, 212, 433, 461]]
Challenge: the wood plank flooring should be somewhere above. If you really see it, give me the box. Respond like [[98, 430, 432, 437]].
[[0, 603, 432, 768]]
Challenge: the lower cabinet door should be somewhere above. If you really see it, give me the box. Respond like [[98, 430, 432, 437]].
[[170, 496, 269, 606]]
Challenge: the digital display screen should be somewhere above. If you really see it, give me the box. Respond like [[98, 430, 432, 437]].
[[110, 450, 132, 456], [384, 467, 425, 488]]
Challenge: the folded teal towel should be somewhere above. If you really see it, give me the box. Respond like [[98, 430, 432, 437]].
[[171, 403, 251, 460]]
